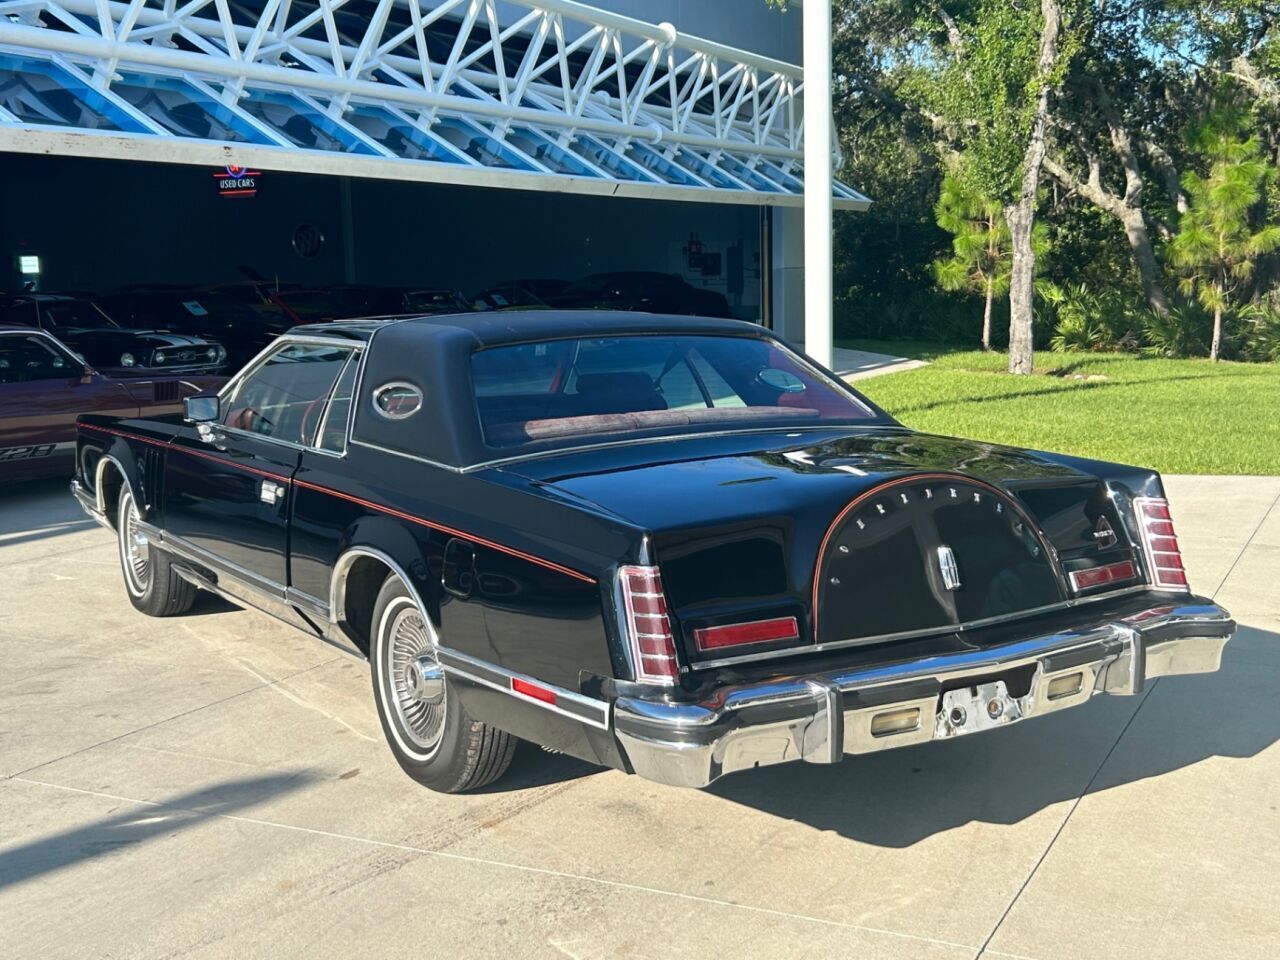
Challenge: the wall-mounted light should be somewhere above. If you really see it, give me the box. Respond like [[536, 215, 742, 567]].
[[18, 254, 41, 275]]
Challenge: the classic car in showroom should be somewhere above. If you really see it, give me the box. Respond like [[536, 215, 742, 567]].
[[101, 288, 292, 369], [0, 293, 228, 377], [0, 326, 225, 482], [70, 313, 1234, 792]]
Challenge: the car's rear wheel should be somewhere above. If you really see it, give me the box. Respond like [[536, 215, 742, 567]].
[[370, 575, 515, 793], [117, 486, 196, 617]]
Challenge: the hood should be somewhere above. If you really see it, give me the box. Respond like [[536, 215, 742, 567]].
[[62, 328, 218, 348]]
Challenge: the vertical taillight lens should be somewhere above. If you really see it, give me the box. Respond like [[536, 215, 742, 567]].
[[618, 565, 679, 684], [1133, 497, 1189, 591]]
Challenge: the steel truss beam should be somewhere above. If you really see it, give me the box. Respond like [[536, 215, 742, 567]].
[[0, 0, 868, 209]]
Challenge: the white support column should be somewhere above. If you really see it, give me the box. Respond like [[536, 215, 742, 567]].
[[802, 0, 833, 369]]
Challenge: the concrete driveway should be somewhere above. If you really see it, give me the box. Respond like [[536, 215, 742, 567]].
[[1, 475, 1277, 960]]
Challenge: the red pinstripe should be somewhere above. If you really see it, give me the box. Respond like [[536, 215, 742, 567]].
[[79, 422, 596, 585]]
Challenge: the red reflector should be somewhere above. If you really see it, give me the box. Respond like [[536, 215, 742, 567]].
[[1069, 560, 1138, 592], [1159, 568, 1188, 586], [693, 616, 801, 652], [1154, 553, 1184, 571], [511, 678, 556, 705], [1148, 536, 1178, 553]]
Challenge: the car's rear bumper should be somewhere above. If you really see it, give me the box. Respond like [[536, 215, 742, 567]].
[[614, 597, 1234, 788]]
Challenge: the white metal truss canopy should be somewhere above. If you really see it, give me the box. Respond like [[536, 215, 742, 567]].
[[0, 0, 868, 209]]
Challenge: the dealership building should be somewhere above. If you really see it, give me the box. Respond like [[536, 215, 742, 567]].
[[0, 0, 864, 358]]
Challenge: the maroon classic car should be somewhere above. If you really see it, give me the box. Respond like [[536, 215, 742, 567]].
[[0, 326, 225, 483]]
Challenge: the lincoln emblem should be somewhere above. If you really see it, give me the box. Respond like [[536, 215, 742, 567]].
[[936, 545, 962, 591]]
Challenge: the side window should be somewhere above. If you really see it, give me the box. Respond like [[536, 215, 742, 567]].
[[222, 342, 353, 444], [316, 352, 360, 452], [0, 334, 77, 384]]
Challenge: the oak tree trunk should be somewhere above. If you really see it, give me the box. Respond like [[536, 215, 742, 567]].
[[1120, 208, 1171, 316], [1006, 202, 1037, 374], [1006, 0, 1061, 376]]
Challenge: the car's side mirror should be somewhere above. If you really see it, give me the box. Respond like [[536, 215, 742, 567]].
[[183, 394, 221, 424]]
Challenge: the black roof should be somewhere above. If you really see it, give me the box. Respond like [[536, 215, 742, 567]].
[[295, 310, 765, 347]]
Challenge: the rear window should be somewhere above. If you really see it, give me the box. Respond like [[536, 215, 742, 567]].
[[471, 335, 877, 448]]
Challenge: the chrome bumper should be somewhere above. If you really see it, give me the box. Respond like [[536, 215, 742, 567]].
[[614, 601, 1234, 789]]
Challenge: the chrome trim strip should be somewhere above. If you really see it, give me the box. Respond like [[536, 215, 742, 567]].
[[693, 584, 1155, 670], [286, 587, 331, 620], [149, 526, 288, 600], [329, 545, 431, 630], [93, 453, 136, 515], [69, 479, 112, 530], [435, 647, 612, 731], [347, 438, 466, 474]]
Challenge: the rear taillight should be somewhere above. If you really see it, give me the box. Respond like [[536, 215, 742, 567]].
[[1069, 560, 1137, 592], [1133, 497, 1189, 591], [693, 616, 800, 653], [618, 565, 679, 684]]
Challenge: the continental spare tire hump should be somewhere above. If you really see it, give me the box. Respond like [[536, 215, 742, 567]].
[[813, 475, 1064, 645]]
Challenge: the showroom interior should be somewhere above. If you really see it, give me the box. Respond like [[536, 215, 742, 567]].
[[0, 0, 866, 354]]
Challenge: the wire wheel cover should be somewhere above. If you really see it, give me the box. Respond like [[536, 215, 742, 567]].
[[386, 605, 446, 753], [121, 492, 151, 593]]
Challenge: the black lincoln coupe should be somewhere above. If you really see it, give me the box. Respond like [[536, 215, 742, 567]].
[[71, 312, 1233, 793]]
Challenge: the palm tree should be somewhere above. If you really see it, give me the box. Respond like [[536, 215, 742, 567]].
[[1169, 115, 1280, 361]]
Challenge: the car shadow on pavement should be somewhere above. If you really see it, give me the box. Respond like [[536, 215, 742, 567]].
[[708, 624, 1280, 847], [0, 477, 90, 539], [477, 739, 604, 792], [0, 772, 317, 891]]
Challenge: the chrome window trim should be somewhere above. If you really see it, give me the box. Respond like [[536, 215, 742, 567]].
[[346, 438, 465, 474], [312, 350, 360, 456], [214, 336, 363, 459], [371, 380, 423, 421], [693, 584, 1157, 670]]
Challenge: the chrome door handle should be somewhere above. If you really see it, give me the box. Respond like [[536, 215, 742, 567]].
[[259, 480, 285, 505]]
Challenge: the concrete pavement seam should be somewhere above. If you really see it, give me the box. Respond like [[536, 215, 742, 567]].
[[970, 681, 1159, 960], [2, 656, 342, 782], [7, 774, 982, 956], [1211, 484, 1280, 598]]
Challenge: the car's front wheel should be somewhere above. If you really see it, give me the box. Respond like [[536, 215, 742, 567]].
[[117, 485, 196, 617], [369, 575, 515, 793]]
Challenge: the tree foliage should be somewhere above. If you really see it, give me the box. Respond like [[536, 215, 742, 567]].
[[1170, 105, 1280, 358], [810, 0, 1280, 363]]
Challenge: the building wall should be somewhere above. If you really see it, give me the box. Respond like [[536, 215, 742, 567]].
[[0, 154, 764, 320]]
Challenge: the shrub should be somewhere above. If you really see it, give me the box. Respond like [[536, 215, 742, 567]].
[[1239, 304, 1280, 362], [1046, 283, 1145, 352], [1143, 304, 1213, 358]]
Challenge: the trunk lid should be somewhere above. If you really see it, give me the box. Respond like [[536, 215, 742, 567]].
[[499, 428, 1140, 661]]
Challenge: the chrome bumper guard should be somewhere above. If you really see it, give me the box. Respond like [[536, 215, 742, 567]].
[[614, 601, 1233, 789]]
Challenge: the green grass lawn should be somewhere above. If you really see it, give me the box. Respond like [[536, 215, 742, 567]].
[[841, 341, 1280, 475]]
